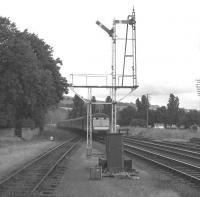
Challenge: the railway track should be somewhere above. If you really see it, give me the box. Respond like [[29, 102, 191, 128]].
[[94, 135, 200, 184], [0, 136, 81, 197], [124, 137, 200, 184], [124, 137, 200, 167], [129, 136, 200, 152]]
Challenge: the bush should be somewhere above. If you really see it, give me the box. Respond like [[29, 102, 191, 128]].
[[130, 119, 146, 127], [0, 119, 7, 128], [191, 124, 198, 131], [21, 119, 35, 129]]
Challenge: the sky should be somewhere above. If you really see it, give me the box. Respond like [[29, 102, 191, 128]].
[[1, 0, 200, 109]]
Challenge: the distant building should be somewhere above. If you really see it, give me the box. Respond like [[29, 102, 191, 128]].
[[59, 107, 73, 111], [154, 123, 165, 129], [149, 105, 159, 110], [116, 105, 128, 112]]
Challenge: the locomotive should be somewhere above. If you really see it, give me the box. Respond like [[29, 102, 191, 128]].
[[57, 113, 110, 135]]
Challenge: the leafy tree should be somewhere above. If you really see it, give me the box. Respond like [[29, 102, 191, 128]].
[[177, 108, 187, 128], [91, 96, 96, 114], [154, 106, 167, 126], [103, 96, 112, 118], [70, 95, 85, 118], [148, 109, 156, 127], [136, 95, 149, 120], [0, 28, 39, 134], [185, 110, 200, 128], [24, 32, 68, 130], [118, 106, 137, 126], [167, 93, 180, 126], [130, 119, 146, 127], [0, 17, 68, 135]]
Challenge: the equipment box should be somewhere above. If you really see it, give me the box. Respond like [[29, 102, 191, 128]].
[[124, 159, 133, 172], [89, 166, 102, 180], [106, 133, 123, 172]]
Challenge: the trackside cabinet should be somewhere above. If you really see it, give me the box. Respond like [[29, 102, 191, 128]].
[[89, 166, 102, 180], [106, 133, 124, 172]]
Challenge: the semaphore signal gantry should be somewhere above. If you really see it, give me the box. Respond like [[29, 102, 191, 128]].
[[68, 6, 138, 155]]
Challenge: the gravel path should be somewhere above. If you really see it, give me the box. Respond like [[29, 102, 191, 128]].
[[1, 128, 200, 197], [55, 141, 200, 197]]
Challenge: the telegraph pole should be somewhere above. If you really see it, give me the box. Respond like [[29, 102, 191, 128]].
[[146, 94, 150, 128]]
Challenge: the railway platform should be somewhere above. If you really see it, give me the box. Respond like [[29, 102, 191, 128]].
[[54, 141, 182, 197]]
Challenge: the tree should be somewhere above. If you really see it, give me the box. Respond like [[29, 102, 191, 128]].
[[135, 95, 149, 120], [24, 32, 68, 130], [148, 109, 156, 127], [91, 96, 96, 114], [0, 17, 68, 135], [0, 27, 40, 134], [118, 106, 137, 126], [154, 106, 167, 126], [69, 95, 85, 118], [185, 110, 200, 128], [103, 96, 112, 118], [130, 119, 146, 127], [167, 93, 180, 126], [177, 108, 187, 128]]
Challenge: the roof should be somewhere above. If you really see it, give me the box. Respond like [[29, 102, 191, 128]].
[[93, 113, 109, 118]]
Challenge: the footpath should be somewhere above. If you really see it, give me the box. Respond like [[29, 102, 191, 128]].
[[55, 142, 182, 197]]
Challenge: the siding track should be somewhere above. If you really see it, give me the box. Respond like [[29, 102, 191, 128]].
[[124, 137, 200, 184], [0, 136, 81, 197]]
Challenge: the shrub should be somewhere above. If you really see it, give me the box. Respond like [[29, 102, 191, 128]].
[[130, 119, 146, 127], [21, 119, 35, 129], [0, 119, 7, 128], [191, 124, 198, 131]]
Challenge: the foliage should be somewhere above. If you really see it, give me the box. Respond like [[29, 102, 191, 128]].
[[177, 108, 187, 128], [135, 95, 149, 120], [117, 93, 200, 129], [166, 93, 180, 125], [0, 17, 68, 133], [69, 95, 85, 118], [103, 96, 112, 118], [148, 109, 156, 127], [191, 124, 198, 131], [185, 110, 200, 128], [153, 106, 167, 126], [130, 119, 146, 127], [45, 108, 69, 124], [91, 96, 96, 114], [118, 106, 137, 126]]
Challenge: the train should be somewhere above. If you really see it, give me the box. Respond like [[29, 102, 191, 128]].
[[57, 113, 110, 136]]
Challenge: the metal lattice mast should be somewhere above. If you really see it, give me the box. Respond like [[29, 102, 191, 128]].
[[111, 20, 117, 133], [121, 7, 136, 87], [86, 88, 92, 155], [133, 7, 137, 86], [69, 6, 138, 155], [110, 7, 136, 133]]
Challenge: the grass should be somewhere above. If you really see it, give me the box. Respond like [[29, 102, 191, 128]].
[[127, 127, 200, 142], [0, 127, 59, 179], [0, 128, 22, 147]]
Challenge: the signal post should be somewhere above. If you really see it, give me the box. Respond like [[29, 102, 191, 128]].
[[69, 7, 138, 159]]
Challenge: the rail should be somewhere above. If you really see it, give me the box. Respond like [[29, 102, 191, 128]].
[[0, 136, 81, 197]]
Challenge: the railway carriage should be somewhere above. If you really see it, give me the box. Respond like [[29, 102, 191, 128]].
[[57, 113, 110, 136], [92, 113, 110, 135]]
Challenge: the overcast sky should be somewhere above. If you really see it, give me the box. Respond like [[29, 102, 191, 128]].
[[1, 0, 200, 109]]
